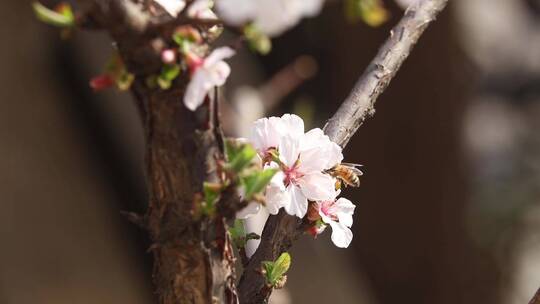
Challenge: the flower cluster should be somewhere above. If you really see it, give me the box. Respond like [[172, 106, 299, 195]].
[[239, 114, 358, 248], [152, 0, 329, 111]]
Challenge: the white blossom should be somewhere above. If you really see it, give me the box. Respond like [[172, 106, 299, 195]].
[[154, 0, 186, 17], [184, 47, 235, 111], [187, 0, 218, 19], [271, 132, 340, 218], [248, 114, 304, 159], [216, 0, 325, 37], [238, 114, 343, 219], [316, 197, 356, 248]]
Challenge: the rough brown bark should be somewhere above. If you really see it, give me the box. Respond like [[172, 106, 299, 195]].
[[78, 1, 238, 303], [237, 0, 449, 302]]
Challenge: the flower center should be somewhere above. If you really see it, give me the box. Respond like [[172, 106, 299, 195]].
[[284, 165, 303, 186]]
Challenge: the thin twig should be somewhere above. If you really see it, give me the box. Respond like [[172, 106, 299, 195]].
[[237, 0, 449, 302]]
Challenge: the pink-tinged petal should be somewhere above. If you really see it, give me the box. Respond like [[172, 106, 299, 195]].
[[184, 70, 212, 111], [187, 0, 217, 19], [249, 117, 282, 153], [300, 128, 343, 171], [278, 135, 301, 168], [324, 141, 343, 169], [329, 221, 353, 248], [154, 0, 186, 17], [297, 0, 324, 17], [298, 148, 328, 172], [265, 185, 287, 215], [319, 208, 333, 225], [215, 0, 255, 26], [264, 169, 287, 214], [283, 185, 308, 218], [236, 202, 261, 219], [278, 114, 305, 138], [301, 128, 326, 151], [207, 61, 231, 86], [298, 172, 336, 201], [335, 197, 355, 227], [204, 47, 236, 67]]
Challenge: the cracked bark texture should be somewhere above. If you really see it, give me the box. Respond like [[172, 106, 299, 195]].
[[77, 0, 238, 303]]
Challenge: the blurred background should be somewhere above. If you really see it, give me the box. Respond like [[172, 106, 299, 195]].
[[1, 0, 539, 303]]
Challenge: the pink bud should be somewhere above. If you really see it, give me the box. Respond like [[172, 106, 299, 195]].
[[307, 225, 326, 238], [161, 49, 177, 64], [89, 74, 115, 91]]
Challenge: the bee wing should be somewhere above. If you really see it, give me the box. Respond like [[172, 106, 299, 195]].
[[341, 163, 364, 175]]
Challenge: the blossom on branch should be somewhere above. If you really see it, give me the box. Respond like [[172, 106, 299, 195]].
[[184, 47, 235, 111], [187, 0, 218, 19], [238, 114, 344, 218], [215, 0, 325, 36], [311, 196, 356, 248]]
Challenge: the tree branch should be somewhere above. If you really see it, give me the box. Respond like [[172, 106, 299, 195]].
[[237, 0, 449, 302], [76, 1, 240, 303], [530, 287, 540, 304]]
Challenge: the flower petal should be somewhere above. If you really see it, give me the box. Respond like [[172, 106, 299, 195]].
[[265, 169, 287, 214], [187, 0, 217, 19], [236, 202, 261, 219], [204, 47, 236, 67], [249, 117, 283, 153], [215, 0, 256, 26], [329, 221, 353, 248], [207, 61, 231, 87], [298, 171, 336, 201], [154, 0, 186, 17], [300, 128, 343, 171], [278, 114, 305, 138], [283, 184, 308, 218], [184, 69, 212, 111], [335, 197, 355, 227], [278, 135, 300, 168]]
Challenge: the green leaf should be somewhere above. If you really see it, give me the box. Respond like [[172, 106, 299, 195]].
[[116, 72, 134, 91], [156, 64, 180, 90], [157, 77, 172, 90], [345, 0, 389, 27], [202, 182, 222, 215], [160, 64, 181, 81], [229, 219, 246, 246], [242, 169, 278, 200], [229, 219, 260, 247], [244, 24, 272, 55], [263, 252, 292, 287], [32, 2, 75, 27], [224, 140, 257, 173]]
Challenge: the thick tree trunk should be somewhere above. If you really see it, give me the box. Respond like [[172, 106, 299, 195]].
[[76, 0, 239, 301], [139, 86, 237, 303]]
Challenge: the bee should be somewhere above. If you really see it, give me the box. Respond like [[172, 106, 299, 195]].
[[326, 163, 363, 188]]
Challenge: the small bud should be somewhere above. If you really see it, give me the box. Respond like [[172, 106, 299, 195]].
[[161, 49, 177, 64], [185, 52, 204, 74], [89, 74, 114, 91], [307, 224, 326, 238]]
